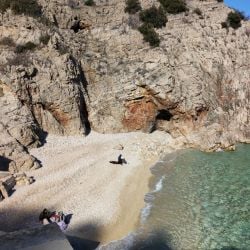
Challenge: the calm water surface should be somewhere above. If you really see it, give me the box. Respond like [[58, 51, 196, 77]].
[[101, 144, 250, 250]]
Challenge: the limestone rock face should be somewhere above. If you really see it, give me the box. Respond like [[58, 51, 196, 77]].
[[0, 13, 89, 171], [65, 0, 249, 149], [0, 15, 89, 136], [0, 0, 249, 170], [0, 124, 41, 173]]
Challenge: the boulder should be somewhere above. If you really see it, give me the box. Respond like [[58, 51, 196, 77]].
[[0, 175, 16, 199], [14, 173, 35, 186]]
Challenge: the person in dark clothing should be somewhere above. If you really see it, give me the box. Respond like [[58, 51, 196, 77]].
[[109, 154, 127, 165], [39, 208, 54, 224]]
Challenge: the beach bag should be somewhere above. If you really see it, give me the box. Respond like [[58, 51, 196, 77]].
[[57, 220, 68, 231]]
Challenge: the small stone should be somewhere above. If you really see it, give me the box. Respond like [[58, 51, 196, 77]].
[[113, 144, 124, 150], [28, 177, 35, 184]]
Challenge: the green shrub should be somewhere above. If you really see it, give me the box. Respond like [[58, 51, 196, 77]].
[[125, 0, 141, 14], [221, 21, 228, 29], [15, 42, 37, 53], [139, 6, 167, 28], [0, 37, 15, 47], [0, 0, 42, 17], [193, 8, 202, 16], [159, 0, 187, 14], [40, 34, 50, 45], [11, 0, 42, 16], [138, 23, 160, 47], [0, 0, 9, 13], [85, 0, 95, 6], [227, 11, 244, 29]]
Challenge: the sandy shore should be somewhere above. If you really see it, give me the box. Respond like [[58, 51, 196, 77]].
[[0, 131, 184, 244]]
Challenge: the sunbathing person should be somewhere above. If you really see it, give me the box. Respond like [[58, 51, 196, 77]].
[[39, 209, 67, 231], [109, 154, 127, 165]]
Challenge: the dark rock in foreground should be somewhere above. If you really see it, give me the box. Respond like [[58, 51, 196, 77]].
[[0, 223, 73, 250]]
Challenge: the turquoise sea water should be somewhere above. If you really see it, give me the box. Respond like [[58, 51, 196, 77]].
[[139, 144, 250, 250], [101, 144, 250, 250]]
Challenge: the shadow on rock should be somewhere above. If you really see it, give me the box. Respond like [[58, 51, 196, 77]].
[[65, 213, 73, 225], [67, 234, 99, 250], [38, 130, 48, 147], [0, 155, 12, 171], [129, 229, 172, 250], [0, 207, 100, 250], [66, 222, 101, 250]]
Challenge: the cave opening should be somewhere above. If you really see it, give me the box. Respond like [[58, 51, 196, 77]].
[[156, 109, 173, 121]]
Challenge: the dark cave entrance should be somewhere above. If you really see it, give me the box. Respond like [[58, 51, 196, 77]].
[[156, 109, 173, 121], [150, 109, 173, 133]]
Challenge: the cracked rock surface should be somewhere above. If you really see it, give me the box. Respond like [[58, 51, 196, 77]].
[[0, 0, 249, 170]]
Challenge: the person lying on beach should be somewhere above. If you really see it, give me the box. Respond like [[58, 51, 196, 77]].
[[109, 154, 127, 165], [39, 208, 53, 224], [39, 209, 68, 231]]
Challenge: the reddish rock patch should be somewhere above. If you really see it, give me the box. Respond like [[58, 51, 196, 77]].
[[50, 108, 70, 127], [122, 100, 156, 131]]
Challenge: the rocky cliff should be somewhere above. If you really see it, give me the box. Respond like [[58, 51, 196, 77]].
[[0, 0, 249, 171]]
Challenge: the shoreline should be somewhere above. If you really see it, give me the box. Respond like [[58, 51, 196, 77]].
[[0, 131, 182, 245], [1, 131, 246, 246], [99, 158, 157, 244]]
